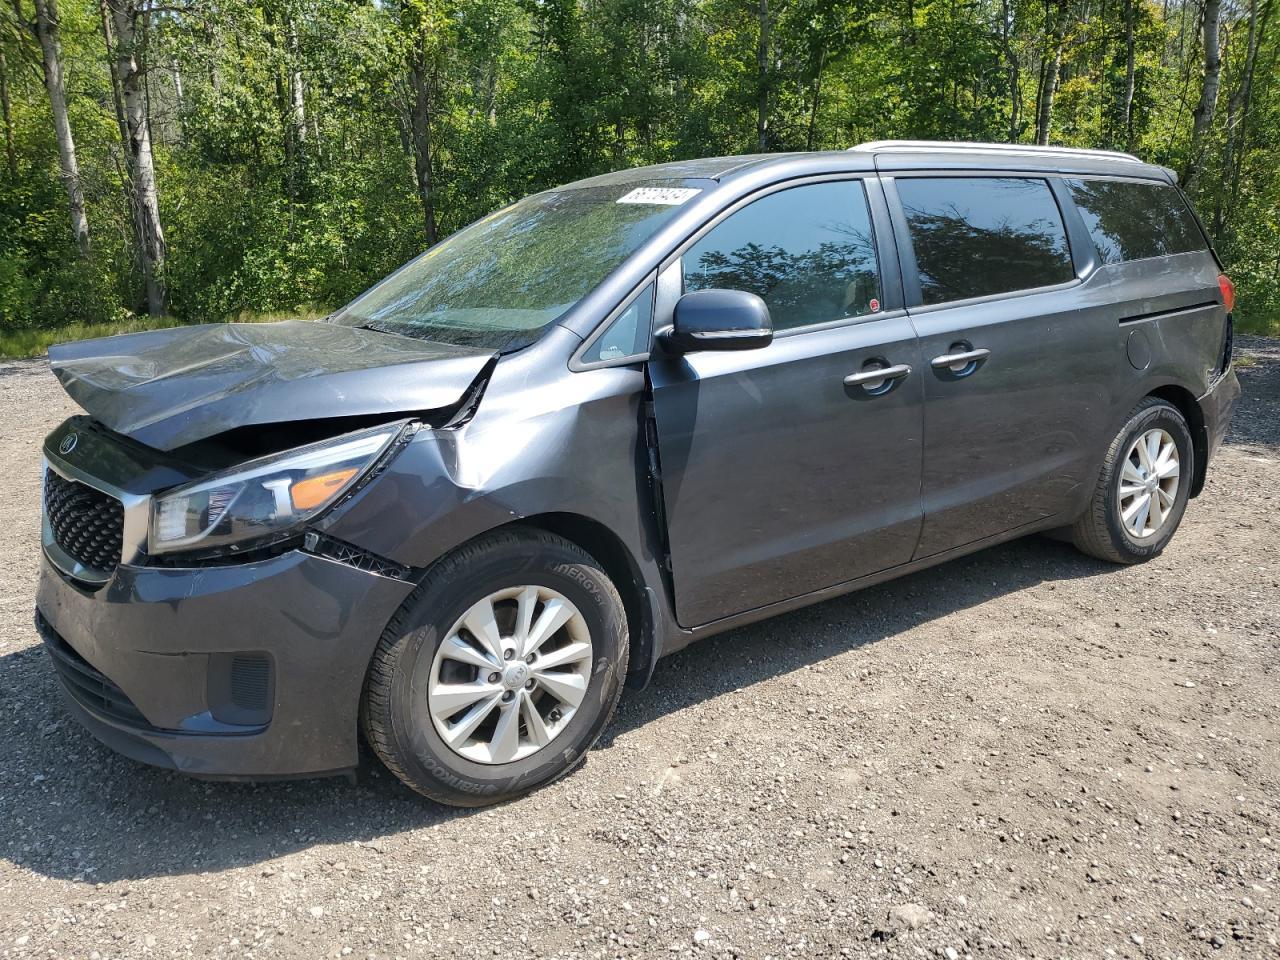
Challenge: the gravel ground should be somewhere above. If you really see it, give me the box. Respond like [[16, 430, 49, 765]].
[[1, 339, 1277, 960]]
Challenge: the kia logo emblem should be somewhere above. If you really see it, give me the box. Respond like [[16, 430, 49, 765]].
[[58, 433, 78, 455]]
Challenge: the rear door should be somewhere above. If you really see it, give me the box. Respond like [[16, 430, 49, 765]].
[[649, 177, 925, 628], [884, 173, 1111, 558]]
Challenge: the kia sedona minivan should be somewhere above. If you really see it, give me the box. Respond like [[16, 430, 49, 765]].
[[37, 141, 1239, 806]]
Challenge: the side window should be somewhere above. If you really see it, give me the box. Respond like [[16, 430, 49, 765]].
[[1065, 178, 1208, 264], [681, 181, 881, 332], [580, 281, 654, 364], [896, 177, 1075, 305]]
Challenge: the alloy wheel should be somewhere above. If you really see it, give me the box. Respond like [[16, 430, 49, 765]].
[[1117, 428, 1180, 539], [427, 586, 593, 764]]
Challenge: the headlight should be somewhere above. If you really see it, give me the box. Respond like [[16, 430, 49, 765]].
[[149, 423, 406, 556]]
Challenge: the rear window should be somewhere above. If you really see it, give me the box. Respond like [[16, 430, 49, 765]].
[[1065, 178, 1207, 264], [896, 177, 1075, 305]]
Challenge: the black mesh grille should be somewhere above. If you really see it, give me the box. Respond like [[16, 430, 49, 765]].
[[230, 656, 271, 711], [36, 614, 151, 729], [44, 470, 124, 574]]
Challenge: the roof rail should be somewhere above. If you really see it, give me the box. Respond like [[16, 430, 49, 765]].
[[848, 140, 1143, 164]]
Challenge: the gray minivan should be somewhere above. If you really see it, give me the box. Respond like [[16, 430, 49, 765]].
[[36, 141, 1240, 805]]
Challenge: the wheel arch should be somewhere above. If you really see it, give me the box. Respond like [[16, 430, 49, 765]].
[[1146, 383, 1208, 497], [508, 512, 661, 690]]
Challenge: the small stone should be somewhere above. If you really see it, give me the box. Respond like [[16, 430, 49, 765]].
[[945, 947, 960, 960], [14, 935, 29, 947], [1131, 934, 1144, 946], [888, 903, 932, 931], [693, 928, 712, 945], [308, 906, 325, 919]]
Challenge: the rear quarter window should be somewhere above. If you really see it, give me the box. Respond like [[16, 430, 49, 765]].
[[896, 177, 1075, 305], [1065, 178, 1208, 264]]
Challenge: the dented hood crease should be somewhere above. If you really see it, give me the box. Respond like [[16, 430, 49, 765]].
[[48, 320, 495, 451]]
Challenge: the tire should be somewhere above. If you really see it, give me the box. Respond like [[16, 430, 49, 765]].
[[1071, 397, 1195, 564], [360, 529, 629, 807]]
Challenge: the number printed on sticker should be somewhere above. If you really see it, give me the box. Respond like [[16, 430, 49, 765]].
[[616, 187, 702, 206]]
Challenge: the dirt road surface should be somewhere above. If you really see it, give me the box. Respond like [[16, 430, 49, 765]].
[[1, 339, 1277, 959]]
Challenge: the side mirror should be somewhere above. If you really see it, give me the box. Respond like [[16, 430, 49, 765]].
[[659, 289, 773, 354]]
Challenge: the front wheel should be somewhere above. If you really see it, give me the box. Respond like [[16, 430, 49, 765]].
[[1071, 397, 1195, 564], [361, 529, 629, 806]]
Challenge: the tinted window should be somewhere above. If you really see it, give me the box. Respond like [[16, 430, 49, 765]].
[[1066, 178, 1207, 264], [897, 177, 1074, 305], [581, 282, 654, 363], [682, 181, 881, 331]]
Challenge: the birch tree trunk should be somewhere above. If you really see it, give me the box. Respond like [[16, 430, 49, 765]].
[[33, 0, 91, 258], [107, 0, 166, 317], [287, 16, 306, 150], [1035, 2, 1065, 145], [1183, 0, 1223, 189], [1121, 0, 1136, 148], [1000, 0, 1021, 142]]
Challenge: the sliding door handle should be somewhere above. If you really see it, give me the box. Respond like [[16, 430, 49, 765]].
[[844, 363, 912, 388], [931, 347, 990, 370]]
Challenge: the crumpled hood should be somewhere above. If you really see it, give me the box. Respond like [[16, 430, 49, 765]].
[[48, 320, 494, 451]]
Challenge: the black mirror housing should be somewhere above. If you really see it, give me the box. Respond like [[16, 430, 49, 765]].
[[661, 289, 773, 354]]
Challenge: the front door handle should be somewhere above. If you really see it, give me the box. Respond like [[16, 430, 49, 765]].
[[931, 348, 991, 371], [844, 363, 912, 389]]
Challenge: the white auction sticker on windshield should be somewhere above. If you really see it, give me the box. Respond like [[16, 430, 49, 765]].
[[616, 187, 701, 205]]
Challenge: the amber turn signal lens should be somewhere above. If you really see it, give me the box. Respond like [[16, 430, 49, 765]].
[[290, 468, 358, 511], [1218, 274, 1235, 313]]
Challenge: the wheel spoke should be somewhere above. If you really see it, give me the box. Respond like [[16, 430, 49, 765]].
[[1121, 460, 1145, 485], [1135, 440, 1153, 473], [486, 700, 521, 763], [430, 681, 501, 719], [514, 586, 539, 648], [1124, 493, 1151, 535], [462, 597, 506, 664], [1118, 482, 1146, 500], [1157, 485, 1177, 509], [1145, 432, 1161, 471], [441, 694, 500, 746], [531, 640, 592, 672], [521, 689, 552, 747], [523, 598, 575, 657], [1156, 453, 1180, 479], [1148, 487, 1164, 530], [440, 633, 499, 671], [534, 669, 587, 708]]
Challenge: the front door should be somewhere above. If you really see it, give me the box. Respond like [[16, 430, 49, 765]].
[[649, 178, 925, 628]]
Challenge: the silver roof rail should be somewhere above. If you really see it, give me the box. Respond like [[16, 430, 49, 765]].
[[848, 140, 1143, 164]]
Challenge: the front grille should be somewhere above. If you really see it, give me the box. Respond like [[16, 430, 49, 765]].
[[36, 614, 151, 729], [44, 469, 124, 574]]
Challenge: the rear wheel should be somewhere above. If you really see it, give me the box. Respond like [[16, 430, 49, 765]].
[[1071, 397, 1194, 564], [361, 529, 628, 806]]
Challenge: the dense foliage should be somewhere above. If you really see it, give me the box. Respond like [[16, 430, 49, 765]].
[[0, 0, 1276, 339]]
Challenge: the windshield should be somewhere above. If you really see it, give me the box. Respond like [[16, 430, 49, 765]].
[[327, 180, 703, 349]]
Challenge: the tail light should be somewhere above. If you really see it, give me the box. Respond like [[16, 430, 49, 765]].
[[1218, 273, 1236, 313]]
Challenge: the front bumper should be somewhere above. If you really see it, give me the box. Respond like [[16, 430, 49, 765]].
[[35, 549, 414, 778]]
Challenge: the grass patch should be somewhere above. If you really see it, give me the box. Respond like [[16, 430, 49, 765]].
[[1236, 310, 1280, 338], [0, 306, 331, 359]]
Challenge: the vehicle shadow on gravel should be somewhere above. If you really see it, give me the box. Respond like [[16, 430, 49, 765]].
[[3, 341, 1274, 884], [0, 535, 1112, 884]]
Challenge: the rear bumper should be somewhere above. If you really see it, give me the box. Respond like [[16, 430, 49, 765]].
[[1200, 365, 1241, 467], [35, 549, 414, 778]]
